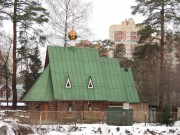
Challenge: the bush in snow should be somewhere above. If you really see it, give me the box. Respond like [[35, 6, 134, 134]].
[[158, 104, 173, 126]]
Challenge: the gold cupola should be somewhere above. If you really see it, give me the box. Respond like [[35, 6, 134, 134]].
[[68, 26, 78, 40]]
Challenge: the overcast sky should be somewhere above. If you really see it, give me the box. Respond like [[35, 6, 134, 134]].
[[86, 0, 144, 40], [2, 0, 143, 41], [2, 0, 145, 59]]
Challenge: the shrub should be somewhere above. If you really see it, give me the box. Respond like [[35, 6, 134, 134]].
[[158, 104, 173, 126]]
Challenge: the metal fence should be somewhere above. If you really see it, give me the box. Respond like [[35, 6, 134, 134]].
[[0, 110, 178, 126]]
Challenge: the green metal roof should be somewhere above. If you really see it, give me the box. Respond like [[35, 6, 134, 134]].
[[23, 65, 54, 101], [23, 46, 140, 103]]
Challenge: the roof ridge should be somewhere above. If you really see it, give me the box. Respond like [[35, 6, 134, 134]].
[[47, 45, 99, 50]]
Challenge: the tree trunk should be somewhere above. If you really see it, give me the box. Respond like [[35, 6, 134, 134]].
[[64, 13, 68, 47], [160, 1, 165, 71], [5, 63, 9, 106], [159, 1, 165, 107], [5, 38, 12, 107], [64, 4, 69, 47], [12, 0, 17, 110]]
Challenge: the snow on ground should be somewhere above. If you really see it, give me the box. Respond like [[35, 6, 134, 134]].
[[0, 121, 15, 135], [0, 111, 180, 135], [174, 121, 180, 127], [1, 120, 179, 135], [43, 123, 180, 135]]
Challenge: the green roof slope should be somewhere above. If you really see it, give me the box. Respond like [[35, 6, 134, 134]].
[[48, 46, 106, 101], [23, 65, 54, 101], [121, 68, 140, 102], [23, 46, 140, 103], [100, 58, 128, 102]]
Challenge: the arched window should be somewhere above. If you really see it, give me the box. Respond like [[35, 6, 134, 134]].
[[68, 104, 72, 112]]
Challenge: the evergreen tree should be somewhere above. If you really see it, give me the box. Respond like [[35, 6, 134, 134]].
[[113, 43, 125, 61], [132, 44, 161, 105], [113, 43, 132, 68], [137, 25, 158, 44], [132, 0, 180, 70], [132, 0, 180, 106], [29, 45, 42, 82], [0, 0, 48, 109], [101, 39, 114, 47], [19, 45, 42, 99], [158, 104, 173, 126]]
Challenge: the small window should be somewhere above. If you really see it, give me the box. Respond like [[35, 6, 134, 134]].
[[88, 104, 92, 112], [68, 104, 72, 112], [35, 104, 40, 111], [65, 77, 72, 88], [88, 77, 94, 89], [139, 105, 143, 111]]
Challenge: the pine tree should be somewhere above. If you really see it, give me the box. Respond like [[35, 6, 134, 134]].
[[158, 104, 173, 126], [0, 0, 48, 109], [29, 45, 42, 83], [132, 0, 180, 106], [114, 43, 126, 61], [19, 45, 42, 99], [132, 0, 180, 70]]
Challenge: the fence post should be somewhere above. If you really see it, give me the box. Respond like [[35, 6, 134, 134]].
[[144, 112, 146, 126], [40, 111, 42, 125], [102, 112, 104, 123], [123, 111, 125, 126], [61, 111, 62, 124]]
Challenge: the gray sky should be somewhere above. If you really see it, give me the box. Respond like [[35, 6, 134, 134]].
[[1, 0, 144, 65], [2, 0, 144, 41], [87, 0, 144, 40]]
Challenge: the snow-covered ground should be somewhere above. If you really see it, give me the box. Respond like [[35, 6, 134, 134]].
[[0, 110, 180, 135], [44, 122, 180, 135], [0, 119, 180, 135]]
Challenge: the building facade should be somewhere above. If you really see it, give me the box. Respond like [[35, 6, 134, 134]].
[[109, 18, 140, 59], [23, 46, 148, 125]]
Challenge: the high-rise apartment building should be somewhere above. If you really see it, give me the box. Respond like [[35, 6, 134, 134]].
[[109, 18, 140, 59]]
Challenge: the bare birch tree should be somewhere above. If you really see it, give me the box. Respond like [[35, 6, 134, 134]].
[[46, 0, 92, 46]]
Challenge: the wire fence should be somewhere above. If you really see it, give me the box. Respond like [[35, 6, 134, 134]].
[[1, 110, 178, 126]]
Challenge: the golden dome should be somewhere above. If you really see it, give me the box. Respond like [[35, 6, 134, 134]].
[[68, 26, 78, 40]]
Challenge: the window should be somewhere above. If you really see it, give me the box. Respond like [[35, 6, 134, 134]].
[[68, 104, 72, 112], [139, 105, 143, 111], [65, 76, 72, 88], [130, 40, 137, 43], [115, 40, 121, 42], [35, 104, 40, 111], [88, 104, 92, 112], [131, 36, 137, 39], [131, 32, 137, 34], [88, 77, 94, 88]]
